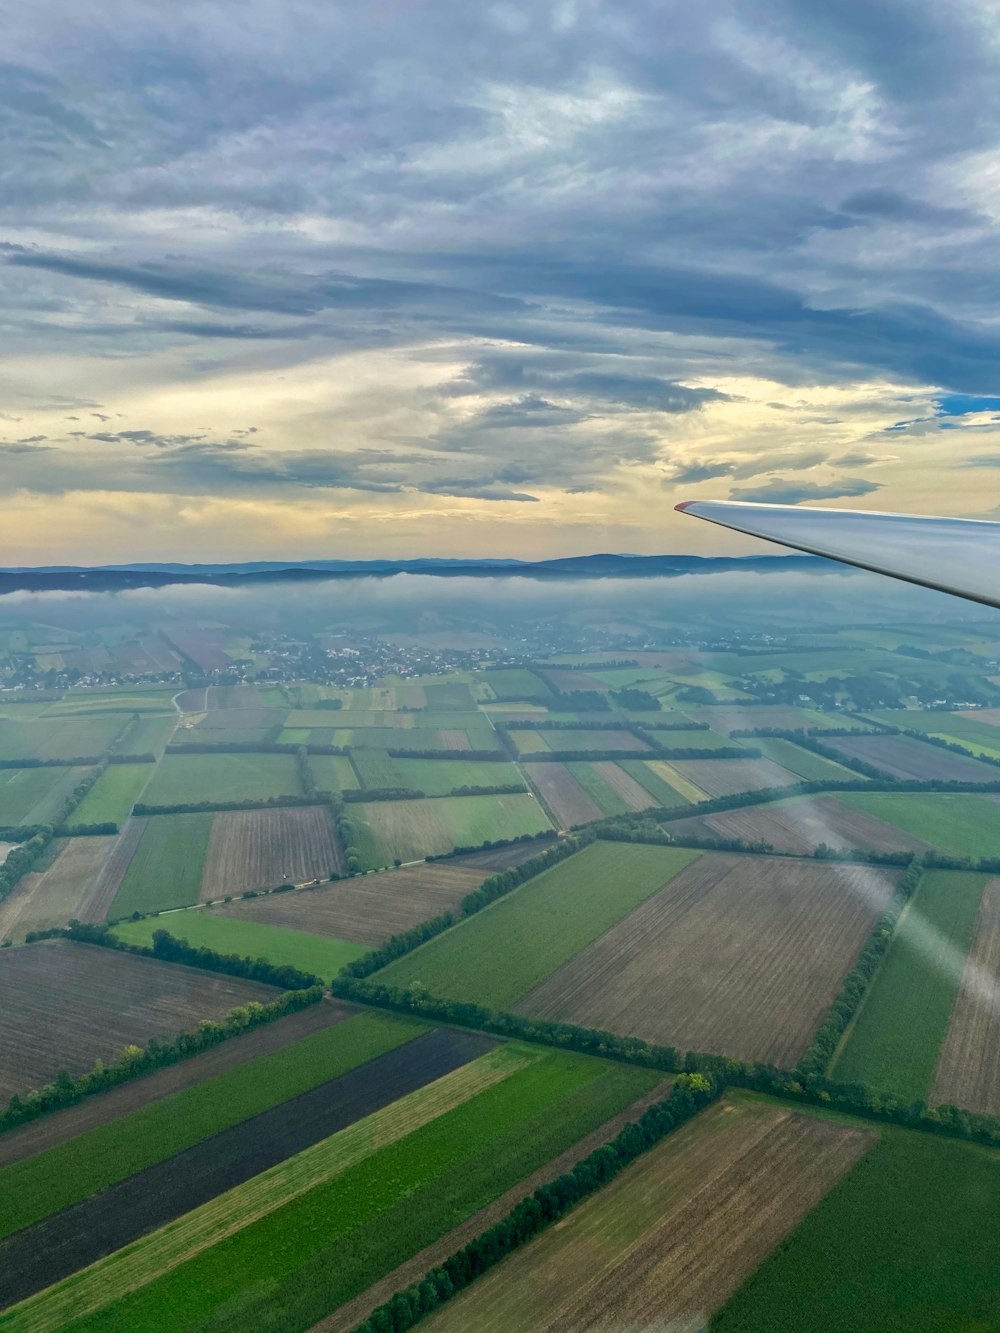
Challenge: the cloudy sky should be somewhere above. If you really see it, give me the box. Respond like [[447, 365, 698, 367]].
[[3, 0, 1000, 564]]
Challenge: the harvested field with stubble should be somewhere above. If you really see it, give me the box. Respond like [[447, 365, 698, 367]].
[[200, 806, 343, 898], [931, 878, 1000, 1114], [523, 762, 603, 827], [219, 861, 489, 945], [669, 756, 799, 798], [667, 794, 933, 855], [419, 1097, 873, 1333], [0, 939, 277, 1101], [824, 732, 1000, 783], [0, 836, 116, 942], [518, 853, 899, 1065]]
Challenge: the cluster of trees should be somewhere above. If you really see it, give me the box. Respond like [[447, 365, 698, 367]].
[[167, 741, 305, 755], [344, 784, 528, 803], [796, 856, 924, 1080], [309, 697, 344, 710], [898, 727, 1000, 770], [0, 831, 52, 908], [0, 755, 105, 769], [0, 985, 323, 1134], [354, 1074, 716, 1333], [609, 687, 661, 711], [54, 821, 118, 837], [502, 719, 642, 731]]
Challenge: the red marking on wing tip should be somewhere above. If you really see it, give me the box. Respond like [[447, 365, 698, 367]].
[[674, 501, 695, 512]]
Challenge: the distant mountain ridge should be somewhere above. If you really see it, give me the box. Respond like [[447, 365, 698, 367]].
[[0, 552, 828, 595]]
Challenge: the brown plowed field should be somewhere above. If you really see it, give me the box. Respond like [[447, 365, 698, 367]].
[[932, 878, 1000, 1115], [0, 999, 353, 1167], [524, 763, 603, 828], [518, 853, 898, 1065], [0, 836, 116, 943], [669, 757, 798, 798], [0, 939, 277, 1101], [219, 862, 488, 945], [0, 1028, 495, 1310], [436, 730, 471, 751], [314, 1078, 675, 1333], [667, 795, 932, 854], [687, 705, 835, 734], [417, 1098, 873, 1333], [590, 761, 658, 811], [825, 733, 999, 783], [200, 806, 344, 899], [87, 817, 148, 919]]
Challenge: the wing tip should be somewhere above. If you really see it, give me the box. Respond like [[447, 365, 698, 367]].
[[674, 501, 695, 513]]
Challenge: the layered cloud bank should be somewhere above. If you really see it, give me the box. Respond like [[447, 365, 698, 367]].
[[2, 0, 1000, 561]]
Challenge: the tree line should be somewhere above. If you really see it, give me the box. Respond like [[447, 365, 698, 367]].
[[352, 1074, 716, 1333], [0, 985, 323, 1135], [28, 921, 324, 990]]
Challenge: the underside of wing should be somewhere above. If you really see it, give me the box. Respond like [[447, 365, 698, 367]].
[[676, 500, 1000, 611]]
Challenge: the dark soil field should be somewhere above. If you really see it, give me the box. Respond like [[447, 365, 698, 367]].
[[0, 1000, 354, 1168], [450, 841, 558, 871], [667, 795, 933, 854], [825, 733, 1000, 783], [0, 1028, 495, 1310], [524, 762, 603, 827], [219, 861, 488, 944], [200, 806, 344, 898], [518, 853, 898, 1065], [0, 940, 278, 1101]]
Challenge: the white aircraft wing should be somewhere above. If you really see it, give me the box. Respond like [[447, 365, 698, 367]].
[[676, 500, 1000, 610]]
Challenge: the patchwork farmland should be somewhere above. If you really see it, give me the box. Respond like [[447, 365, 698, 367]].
[[0, 837, 117, 942], [823, 733, 1000, 783]]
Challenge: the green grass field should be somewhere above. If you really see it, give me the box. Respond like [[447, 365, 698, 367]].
[[839, 791, 1000, 859], [141, 753, 302, 806], [0, 715, 125, 763], [122, 715, 178, 754], [352, 751, 524, 795], [109, 813, 214, 917], [307, 754, 359, 792], [831, 870, 988, 1100], [48, 1047, 659, 1333], [0, 1011, 422, 1243], [113, 911, 366, 981], [381, 840, 701, 1007], [866, 710, 1000, 761], [753, 738, 860, 783], [713, 1110, 1000, 1332], [618, 758, 692, 807], [0, 765, 92, 828], [347, 793, 550, 868], [565, 762, 630, 815], [482, 668, 553, 701], [65, 763, 153, 829]]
